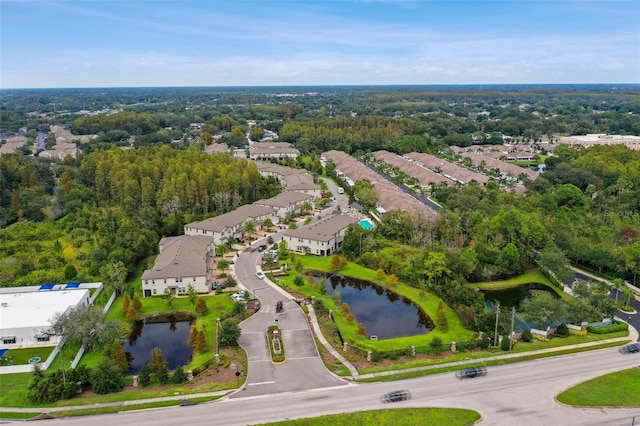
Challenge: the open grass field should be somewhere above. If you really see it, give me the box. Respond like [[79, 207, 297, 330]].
[[555, 366, 640, 407]]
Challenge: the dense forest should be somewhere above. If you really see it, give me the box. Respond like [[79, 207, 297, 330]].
[[1, 86, 639, 314]]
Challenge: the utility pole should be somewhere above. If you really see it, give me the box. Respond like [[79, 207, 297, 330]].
[[493, 302, 500, 347], [509, 307, 516, 354]]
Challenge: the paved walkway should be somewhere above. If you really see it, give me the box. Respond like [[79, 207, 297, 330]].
[[307, 305, 359, 377]]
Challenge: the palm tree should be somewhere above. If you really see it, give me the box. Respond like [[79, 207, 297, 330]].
[[243, 220, 257, 241], [611, 278, 624, 303], [300, 201, 313, 215]]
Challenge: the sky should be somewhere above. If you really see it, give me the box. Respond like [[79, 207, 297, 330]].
[[1, 0, 639, 89]]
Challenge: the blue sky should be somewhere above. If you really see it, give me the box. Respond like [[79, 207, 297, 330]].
[[1, 0, 639, 88]]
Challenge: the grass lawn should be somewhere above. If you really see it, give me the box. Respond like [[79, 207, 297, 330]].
[[1, 346, 55, 365], [471, 268, 568, 296], [258, 407, 481, 426], [285, 254, 474, 351], [556, 366, 640, 407]]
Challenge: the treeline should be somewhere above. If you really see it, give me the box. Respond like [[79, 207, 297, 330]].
[[0, 155, 55, 226], [0, 146, 277, 287]]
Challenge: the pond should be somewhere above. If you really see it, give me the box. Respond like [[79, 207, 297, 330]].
[[321, 274, 433, 340], [124, 312, 195, 374], [481, 283, 558, 308]]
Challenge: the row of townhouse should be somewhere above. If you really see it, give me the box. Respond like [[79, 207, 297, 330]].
[[141, 165, 323, 297]]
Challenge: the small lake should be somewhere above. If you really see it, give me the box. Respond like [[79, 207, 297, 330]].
[[124, 312, 195, 374], [481, 283, 558, 308], [321, 274, 433, 340]]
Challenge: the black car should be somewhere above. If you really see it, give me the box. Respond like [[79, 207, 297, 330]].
[[257, 244, 267, 252], [455, 366, 488, 379], [619, 343, 640, 354], [380, 390, 411, 403]]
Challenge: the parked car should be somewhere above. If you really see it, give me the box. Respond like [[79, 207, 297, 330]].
[[455, 366, 487, 379], [380, 390, 411, 403], [212, 283, 225, 291], [255, 271, 265, 280], [231, 292, 247, 302], [257, 244, 267, 252], [619, 342, 640, 354]]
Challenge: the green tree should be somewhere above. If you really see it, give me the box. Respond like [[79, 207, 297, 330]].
[[149, 347, 168, 373], [623, 241, 640, 286], [195, 329, 208, 353], [101, 260, 128, 296], [243, 220, 257, 241], [429, 336, 443, 355], [138, 364, 151, 387], [423, 252, 450, 286], [353, 179, 379, 211], [91, 359, 123, 395], [435, 301, 449, 331], [219, 318, 241, 347], [217, 260, 230, 276], [108, 339, 129, 374], [49, 305, 124, 352], [132, 293, 142, 311], [121, 293, 131, 315], [172, 366, 187, 384], [64, 264, 78, 280], [187, 284, 198, 306], [520, 290, 568, 327], [195, 297, 209, 315]]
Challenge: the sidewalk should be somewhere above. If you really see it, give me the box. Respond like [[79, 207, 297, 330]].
[[307, 305, 359, 377]]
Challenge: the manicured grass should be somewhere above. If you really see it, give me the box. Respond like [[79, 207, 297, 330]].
[[1, 346, 55, 365], [556, 366, 640, 407], [0, 412, 37, 420], [510, 331, 629, 353], [0, 372, 32, 407], [285, 254, 474, 350], [472, 268, 564, 293], [257, 407, 481, 426]]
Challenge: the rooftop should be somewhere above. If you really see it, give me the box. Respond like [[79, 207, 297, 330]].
[[0, 289, 90, 331]]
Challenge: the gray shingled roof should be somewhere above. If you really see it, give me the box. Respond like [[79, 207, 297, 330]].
[[283, 214, 358, 242], [141, 234, 214, 279], [186, 204, 274, 232], [255, 192, 313, 208]]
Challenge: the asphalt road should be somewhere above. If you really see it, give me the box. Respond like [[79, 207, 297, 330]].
[[42, 346, 640, 426], [231, 233, 346, 398]]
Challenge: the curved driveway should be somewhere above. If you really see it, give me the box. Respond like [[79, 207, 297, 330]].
[[231, 234, 346, 398]]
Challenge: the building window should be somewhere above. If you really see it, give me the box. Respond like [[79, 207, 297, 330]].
[[36, 336, 50, 342], [2, 337, 16, 344], [152, 289, 157, 295]]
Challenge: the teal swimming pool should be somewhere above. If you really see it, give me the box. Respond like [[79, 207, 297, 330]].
[[359, 218, 374, 230]]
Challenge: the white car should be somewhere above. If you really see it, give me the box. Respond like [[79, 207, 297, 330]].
[[255, 271, 265, 279], [231, 292, 247, 302]]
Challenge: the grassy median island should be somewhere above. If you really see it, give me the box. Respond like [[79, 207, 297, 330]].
[[555, 366, 640, 407], [256, 407, 481, 425]]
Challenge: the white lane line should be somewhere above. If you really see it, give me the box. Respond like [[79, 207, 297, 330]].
[[248, 381, 276, 386]]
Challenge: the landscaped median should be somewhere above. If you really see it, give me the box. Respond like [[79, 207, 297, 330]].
[[268, 325, 286, 364], [555, 366, 640, 407]]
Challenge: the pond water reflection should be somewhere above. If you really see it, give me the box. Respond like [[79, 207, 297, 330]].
[[125, 312, 194, 374], [481, 283, 558, 308], [322, 274, 433, 340]]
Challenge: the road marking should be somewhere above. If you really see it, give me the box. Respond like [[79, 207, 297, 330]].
[[248, 381, 276, 386]]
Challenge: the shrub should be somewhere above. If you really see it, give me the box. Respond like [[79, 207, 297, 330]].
[[500, 336, 511, 351], [138, 364, 151, 387], [313, 299, 327, 313], [587, 321, 628, 334], [388, 350, 399, 360], [172, 366, 187, 384], [435, 301, 448, 331], [429, 337, 443, 355], [371, 350, 383, 362], [294, 275, 305, 287], [555, 324, 570, 336], [521, 329, 533, 342]]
